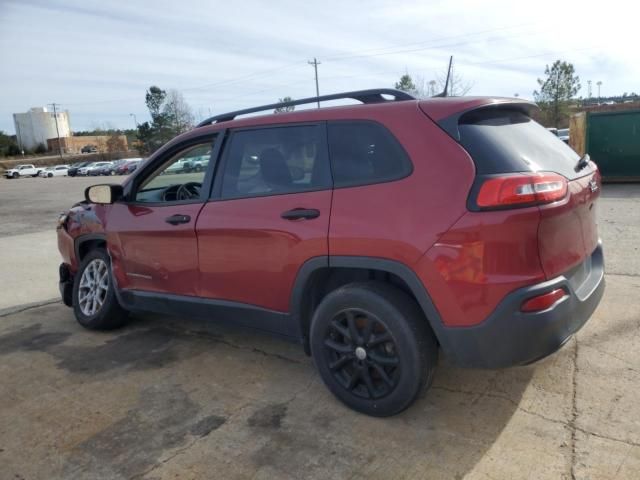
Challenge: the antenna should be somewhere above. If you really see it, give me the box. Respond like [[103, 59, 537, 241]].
[[433, 56, 453, 98]]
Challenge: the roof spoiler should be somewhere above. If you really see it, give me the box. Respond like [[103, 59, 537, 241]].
[[433, 100, 538, 142]]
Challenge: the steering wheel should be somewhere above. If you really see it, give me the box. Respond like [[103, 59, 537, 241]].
[[176, 182, 201, 200]]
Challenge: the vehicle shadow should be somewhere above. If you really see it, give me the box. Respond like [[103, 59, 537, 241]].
[[1, 302, 550, 480], [0, 304, 540, 479], [104, 312, 537, 479]]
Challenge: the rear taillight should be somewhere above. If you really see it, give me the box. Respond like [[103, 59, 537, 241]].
[[476, 172, 568, 209]]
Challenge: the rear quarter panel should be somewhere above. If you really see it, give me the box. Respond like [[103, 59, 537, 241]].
[[328, 103, 476, 265], [415, 207, 546, 327]]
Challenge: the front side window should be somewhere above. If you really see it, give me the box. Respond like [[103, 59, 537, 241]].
[[221, 125, 330, 199], [328, 121, 412, 188], [134, 142, 212, 203]]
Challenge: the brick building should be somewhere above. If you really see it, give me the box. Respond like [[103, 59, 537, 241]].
[[47, 135, 128, 154]]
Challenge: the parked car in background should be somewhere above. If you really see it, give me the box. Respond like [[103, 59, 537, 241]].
[[58, 89, 604, 416], [95, 160, 125, 176], [558, 128, 570, 144], [81, 145, 98, 154], [4, 164, 41, 178], [164, 158, 194, 174], [188, 155, 209, 172], [79, 162, 112, 176], [39, 167, 54, 177], [39, 165, 70, 177], [88, 162, 113, 176], [67, 161, 91, 177], [115, 158, 143, 175]]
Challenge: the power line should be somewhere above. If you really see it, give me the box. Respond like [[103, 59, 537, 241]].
[[323, 22, 538, 61], [465, 45, 598, 67], [60, 61, 306, 106], [57, 24, 545, 107]]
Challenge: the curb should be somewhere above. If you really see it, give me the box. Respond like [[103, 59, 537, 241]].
[[0, 298, 61, 318]]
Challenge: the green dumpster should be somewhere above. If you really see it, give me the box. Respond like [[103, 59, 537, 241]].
[[587, 110, 640, 179]]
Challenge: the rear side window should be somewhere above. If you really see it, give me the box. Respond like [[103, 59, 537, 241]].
[[458, 109, 583, 179], [328, 121, 412, 188], [221, 125, 331, 199]]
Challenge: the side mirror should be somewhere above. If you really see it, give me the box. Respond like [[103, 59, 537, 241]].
[[85, 184, 123, 204]]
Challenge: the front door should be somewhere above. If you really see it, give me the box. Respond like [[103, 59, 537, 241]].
[[107, 137, 217, 296], [196, 124, 332, 316]]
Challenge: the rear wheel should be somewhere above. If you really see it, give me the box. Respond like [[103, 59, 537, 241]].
[[310, 282, 438, 417], [72, 248, 129, 330]]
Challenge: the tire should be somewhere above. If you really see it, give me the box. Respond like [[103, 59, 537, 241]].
[[12, 172, 19, 178], [310, 282, 438, 417], [72, 248, 129, 330], [48, 173, 53, 178]]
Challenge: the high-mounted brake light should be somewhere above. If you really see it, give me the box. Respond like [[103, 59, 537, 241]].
[[476, 172, 568, 209]]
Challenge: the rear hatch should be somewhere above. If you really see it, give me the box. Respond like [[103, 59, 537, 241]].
[[431, 104, 601, 279]]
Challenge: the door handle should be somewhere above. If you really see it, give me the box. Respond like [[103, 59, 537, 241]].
[[281, 208, 320, 220], [165, 214, 191, 225]]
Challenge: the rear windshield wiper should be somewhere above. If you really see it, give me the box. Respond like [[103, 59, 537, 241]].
[[574, 153, 590, 172]]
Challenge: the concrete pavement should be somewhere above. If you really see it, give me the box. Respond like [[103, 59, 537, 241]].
[[1, 274, 638, 479]]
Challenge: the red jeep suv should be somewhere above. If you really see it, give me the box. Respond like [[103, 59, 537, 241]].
[[57, 89, 604, 416]]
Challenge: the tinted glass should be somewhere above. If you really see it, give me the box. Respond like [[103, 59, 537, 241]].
[[459, 109, 585, 179], [221, 125, 330, 198], [328, 121, 412, 187]]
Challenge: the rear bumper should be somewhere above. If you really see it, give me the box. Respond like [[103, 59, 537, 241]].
[[439, 242, 605, 368]]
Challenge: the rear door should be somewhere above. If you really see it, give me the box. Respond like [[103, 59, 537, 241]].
[[195, 124, 332, 317], [107, 136, 218, 295], [456, 107, 601, 278]]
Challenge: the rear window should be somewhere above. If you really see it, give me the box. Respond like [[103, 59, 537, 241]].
[[458, 109, 583, 179], [328, 121, 412, 188]]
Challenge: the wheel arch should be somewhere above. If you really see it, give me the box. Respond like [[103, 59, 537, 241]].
[[75, 233, 107, 263], [290, 256, 453, 356]]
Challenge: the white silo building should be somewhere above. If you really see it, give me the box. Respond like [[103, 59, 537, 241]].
[[13, 107, 71, 151]]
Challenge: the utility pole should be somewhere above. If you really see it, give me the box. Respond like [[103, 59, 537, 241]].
[[129, 113, 138, 130], [597, 81, 602, 99], [49, 103, 63, 159], [587, 80, 592, 98], [308, 57, 321, 108]]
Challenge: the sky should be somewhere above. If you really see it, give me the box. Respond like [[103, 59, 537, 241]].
[[1, 0, 639, 133]]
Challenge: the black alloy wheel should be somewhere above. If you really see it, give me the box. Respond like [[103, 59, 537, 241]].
[[323, 308, 400, 400]]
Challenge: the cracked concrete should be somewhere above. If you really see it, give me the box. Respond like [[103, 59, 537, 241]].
[[0, 181, 639, 478]]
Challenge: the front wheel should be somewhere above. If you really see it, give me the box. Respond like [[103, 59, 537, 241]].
[[12, 172, 19, 178], [72, 249, 129, 330], [310, 282, 438, 417]]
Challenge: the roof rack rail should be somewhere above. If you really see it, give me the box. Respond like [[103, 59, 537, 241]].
[[196, 88, 415, 127]]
